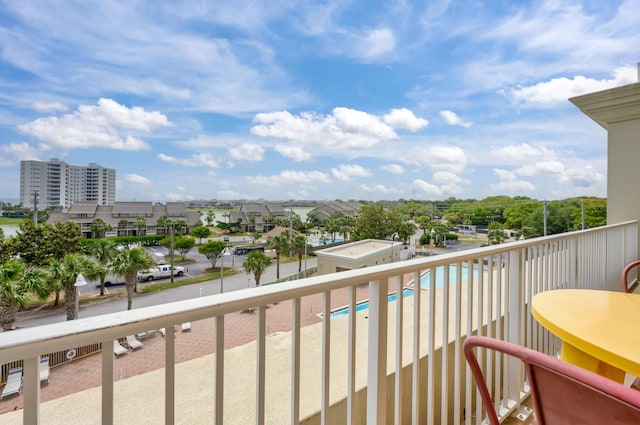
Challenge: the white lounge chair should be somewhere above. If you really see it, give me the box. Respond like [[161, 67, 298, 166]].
[[39, 357, 50, 383], [136, 329, 157, 340], [1, 367, 23, 399], [181, 322, 191, 332], [159, 328, 166, 337], [125, 335, 143, 350], [113, 339, 128, 357]]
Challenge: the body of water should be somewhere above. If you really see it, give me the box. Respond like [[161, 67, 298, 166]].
[[0, 224, 19, 237], [310, 238, 344, 247], [416, 264, 487, 289], [330, 288, 415, 319]]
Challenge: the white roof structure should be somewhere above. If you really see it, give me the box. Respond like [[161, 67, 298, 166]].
[[314, 239, 403, 275]]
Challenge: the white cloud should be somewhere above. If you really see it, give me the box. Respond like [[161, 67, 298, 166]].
[[31, 101, 67, 113], [247, 170, 331, 187], [439, 110, 471, 128], [381, 163, 404, 174], [125, 174, 152, 185], [18, 98, 170, 150], [559, 164, 605, 188], [489, 168, 536, 193], [409, 146, 468, 173], [1, 142, 43, 161], [383, 108, 429, 131], [359, 184, 399, 194], [274, 145, 311, 161], [493, 168, 517, 181], [158, 152, 220, 167], [411, 172, 468, 197], [515, 160, 565, 177], [489, 179, 536, 193], [411, 179, 443, 197], [251, 107, 397, 150], [330, 164, 372, 181], [228, 143, 264, 161], [490, 144, 556, 164], [166, 192, 186, 201], [353, 28, 396, 62], [504, 66, 637, 107]]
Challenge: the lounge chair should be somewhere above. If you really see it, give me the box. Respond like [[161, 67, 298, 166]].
[[1, 367, 23, 399], [136, 329, 157, 340], [464, 335, 640, 424], [159, 328, 166, 337], [125, 335, 143, 350], [113, 339, 128, 357], [181, 322, 191, 332], [39, 356, 50, 383]]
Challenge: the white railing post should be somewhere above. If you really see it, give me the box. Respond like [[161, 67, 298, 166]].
[[291, 299, 301, 425], [506, 248, 529, 420], [102, 340, 114, 425], [166, 326, 175, 425], [367, 279, 388, 425], [22, 355, 39, 425], [215, 316, 224, 424]]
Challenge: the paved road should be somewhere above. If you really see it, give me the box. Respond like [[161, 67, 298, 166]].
[[15, 256, 317, 329], [15, 234, 485, 329]]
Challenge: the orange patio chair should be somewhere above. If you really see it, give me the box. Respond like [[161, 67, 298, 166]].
[[621, 261, 640, 390], [622, 260, 640, 293], [464, 335, 640, 425]]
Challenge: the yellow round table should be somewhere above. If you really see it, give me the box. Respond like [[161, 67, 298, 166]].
[[532, 289, 640, 382]]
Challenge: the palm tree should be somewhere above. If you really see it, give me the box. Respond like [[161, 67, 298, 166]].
[[157, 215, 172, 235], [267, 233, 290, 279], [290, 235, 307, 273], [0, 260, 48, 331], [47, 254, 101, 320], [90, 218, 112, 238], [89, 239, 118, 296], [174, 219, 188, 235], [110, 247, 154, 310], [206, 210, 215, 226], [135, 217, 147, 239], [243, 251, 271, 286], [118, 219, 129, 236]]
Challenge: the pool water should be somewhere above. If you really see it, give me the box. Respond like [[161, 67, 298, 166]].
[[416, 264, 486, 288], [310, 239, 344, 247], [330, 287, 414, 318]]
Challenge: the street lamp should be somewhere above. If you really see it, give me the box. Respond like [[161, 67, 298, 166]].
[[304, 238, 309, 275], [430, 228, 435, 256], [220, 247, 231, 294], [74, 273, 87, 320], [390, 232, 398, 263]]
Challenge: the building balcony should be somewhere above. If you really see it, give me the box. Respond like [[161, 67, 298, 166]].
[[0, 221, 637, 424]]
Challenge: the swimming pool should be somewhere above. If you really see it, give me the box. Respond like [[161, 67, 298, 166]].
[[311, 238, 344, 247], [414, 264, 487, 289], [329, 287, 415, 318]]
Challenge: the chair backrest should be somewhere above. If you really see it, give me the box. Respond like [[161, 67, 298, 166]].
[[621, 260, 640, 293], [464, 335, 640, 425]]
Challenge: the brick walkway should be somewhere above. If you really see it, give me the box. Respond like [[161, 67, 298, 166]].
[[0, 282, 391, 415]]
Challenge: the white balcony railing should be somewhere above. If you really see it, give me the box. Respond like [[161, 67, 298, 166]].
[[0, 221, 637, 424]]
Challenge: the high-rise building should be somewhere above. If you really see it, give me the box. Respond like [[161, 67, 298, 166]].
[[20, 158, 116, 210]]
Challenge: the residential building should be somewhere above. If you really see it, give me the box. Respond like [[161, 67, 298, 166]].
[[20, 158, 116, 210], [47, 201, 200, 238], [228, 202, 291, 232], [308, 201, 363, 222]]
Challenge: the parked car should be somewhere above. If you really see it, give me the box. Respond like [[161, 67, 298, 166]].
[[137, 264, 185, 282]]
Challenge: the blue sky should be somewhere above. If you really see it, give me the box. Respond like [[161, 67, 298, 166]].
[[1, 1, 639, 203]]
